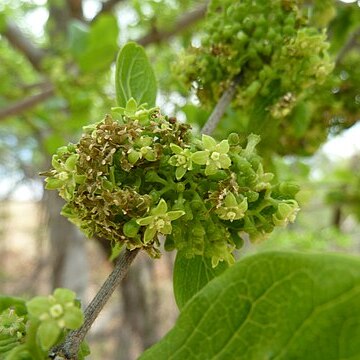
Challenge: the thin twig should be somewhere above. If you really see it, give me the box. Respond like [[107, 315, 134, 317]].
[[0, 85, 54, 122], [137, 3, 208, 46], [52, 247, 140, 359], [201, 74, 242, 135]]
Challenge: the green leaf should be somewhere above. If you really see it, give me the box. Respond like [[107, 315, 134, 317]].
[[68, 20, 89, 59], [78, 341, 91, 360], [115, 42, 157, 107], [141, 251, 360, 360], [182, 104, 210, 127], [173, 253, 228, 310], [201, 134, 217, 150], [37, 320, 61, 351], [191, 151, 209, 165], [71, 15, 119, 73], [109, 242, 122, 262]]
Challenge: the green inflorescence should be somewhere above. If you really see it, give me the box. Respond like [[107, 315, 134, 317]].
[[0, 289, 85, 359], [0, 309, 26, 357], [42, 99, 300, 266], [26, 288, 84, 351], [175, 0, 333, 111], [174, 0, 336, 156]]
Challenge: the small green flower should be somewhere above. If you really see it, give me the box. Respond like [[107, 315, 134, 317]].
[[136, 199, 185, 243], [26, 288, 84, 351], [127, 136, 157, 164], [272, 200, 300, 227], [111, 97, 138, 117], [127, 146, 156, 164], [254, 163, 274, 191], [192, 134, 231, 176], [44, 151, 86, 201], [215, 192, 248, 222], [168, 143, 193, 180]]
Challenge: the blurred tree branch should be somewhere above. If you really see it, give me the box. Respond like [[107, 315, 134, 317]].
[[138, 2, 208, 46], [335, 26, 360, 66], [2, 21, 46, 72], [0, 84, 54, 122], [67, 0, 84, 20], [0, 2, 208, 121], [201, 74, 242, 135]]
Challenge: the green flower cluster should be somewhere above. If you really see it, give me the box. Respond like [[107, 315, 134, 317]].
[[174, 0, 336, 157], [26, 288, 84, 351], [0, 308, 26, 357], [175, 0, 333, 113], [0, 289, 85, 359], [42, 100, 299, 265]]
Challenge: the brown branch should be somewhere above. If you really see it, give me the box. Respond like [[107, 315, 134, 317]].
[[137, 2, 208, 46], [67, 0, 84, 20], [3, 21, 46, 72], [51, 247, 140, 360], [335, 26, 360, 67], [201, 74, 242, 135], [0, 84, 54, 122]]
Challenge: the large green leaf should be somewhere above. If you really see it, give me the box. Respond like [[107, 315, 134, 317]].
[[173, 253, 228, 310], [141, 251, 360, 360], [115, 42, 157, 107]]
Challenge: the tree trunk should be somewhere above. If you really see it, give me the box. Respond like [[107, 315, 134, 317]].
[[117, 254, 160, 360], [43, 190, 89, 301]]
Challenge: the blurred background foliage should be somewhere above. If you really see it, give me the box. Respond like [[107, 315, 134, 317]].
[[0, 0, 360, 359]]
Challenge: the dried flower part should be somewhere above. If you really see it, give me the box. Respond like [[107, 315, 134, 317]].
[[42, 100, 300, 265]]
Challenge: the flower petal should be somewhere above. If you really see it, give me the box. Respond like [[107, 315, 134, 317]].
[[170, 143, 183, 155], [64, 154, 79, 171], [219, 154, 231, 169], [136, 216, 154, 226], [192, 151, 209, 165], [167, 210, 185, 221], [54, 288, 76, 303], [152, 199, 168, 215], [144, 226, 157, 243], [37, 320, 61, 351], [63, 307, 84, 329], [161, 222, 172, 234], [216, 140, 230, 154], [175, 166, 187, 180], [205, 163, 218, 176], [202, 134, 217, 150], [224, 192, 238, 207]]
